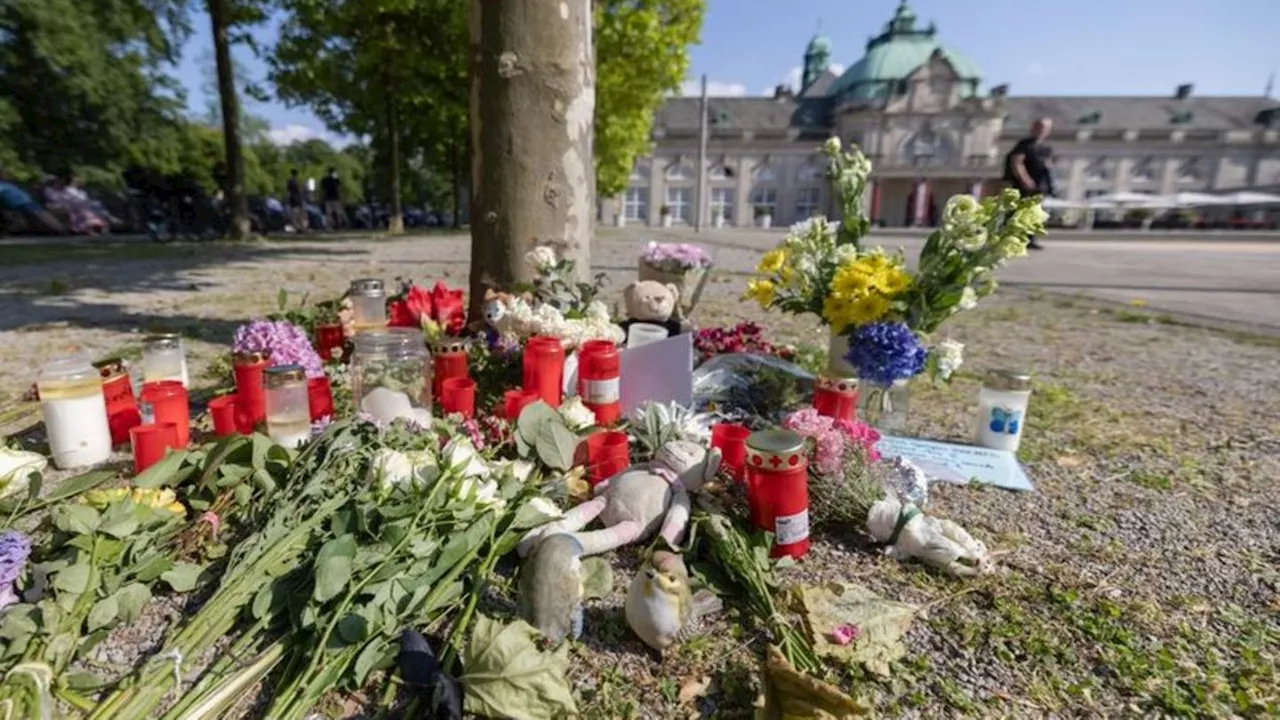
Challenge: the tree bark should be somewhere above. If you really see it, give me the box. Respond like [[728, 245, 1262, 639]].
[[208, 0, 251, 240], [451, 132, 463, 229], [383, 71, 405, 235], [468, 0, 595, 319]]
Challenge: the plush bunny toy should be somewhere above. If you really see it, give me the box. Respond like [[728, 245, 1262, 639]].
[[518, 439, 721, 557]]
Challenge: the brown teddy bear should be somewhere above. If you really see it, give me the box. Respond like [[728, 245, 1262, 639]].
[[621, 280, 683, 339]]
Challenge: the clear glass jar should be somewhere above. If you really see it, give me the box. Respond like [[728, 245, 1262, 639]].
[[857, 378, 910, 433], [350, 328, 432, 425], [975, 370, 1032, 452], [39, 354, 112, 469], [142, 333, 189, 387], [348, 278, 388, 332], [265, 364, 311, 448]]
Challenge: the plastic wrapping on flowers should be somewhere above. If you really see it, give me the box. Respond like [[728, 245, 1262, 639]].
[[692, 353, 817, 425]]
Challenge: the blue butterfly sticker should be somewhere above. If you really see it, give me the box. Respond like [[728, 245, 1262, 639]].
[[989, 407, 1023, 435]]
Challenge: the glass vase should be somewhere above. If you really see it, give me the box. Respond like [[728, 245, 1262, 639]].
[[857, 378, 910, 432], [827, 329, 857, 377]]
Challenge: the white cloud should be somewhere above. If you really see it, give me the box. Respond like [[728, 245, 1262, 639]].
[[781, 67, 802, 89], [1025, 62, 1045, 77], [267, 124, 327, 146], [829, 63, 846, 76], [677, 79, 749, 97]]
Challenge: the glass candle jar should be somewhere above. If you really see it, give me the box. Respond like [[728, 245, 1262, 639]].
[[975, 370, 1033, 452], [744, 429, 810, 559], [39, 355, 112, 469], [142, 333, 189, 387], [265, 364, 312, 449], [348, 278, 388, 332], [350, 328, 431, 425]]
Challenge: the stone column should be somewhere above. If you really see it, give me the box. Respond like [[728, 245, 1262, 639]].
[[869, 180, 882, 223], [912, 178, 929, 226], [648, 158, 663, 227], [970, 179, 984, 199], [735, 156, 753, 227]]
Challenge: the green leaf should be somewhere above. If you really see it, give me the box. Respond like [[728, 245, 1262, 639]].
[[233, 482, 253, 506], [52, 563, 92, 595], [160, 562, 206, 593], [64, 671, 106, 691], [98, 501, 139, 539], [336, 613, 368, 644], [312, 535, 357, 603], [54, 504, 100, 535], [516, 401, 558, 446], [46, 470, 113, 503], [133, 450, 189, 489], [87, 595, 118, 632], [132, 555, 174, 583], [536, 424, 578, 471], [580, 558, 613, 600], [462, 615, 577, 720], [44, 633, 77, 668], [0, 606, 38, 640], [113, 583, 151, 624], [353, 639, 391, 686], [25, 473, 42, 502], [77, 629, 109, 658]]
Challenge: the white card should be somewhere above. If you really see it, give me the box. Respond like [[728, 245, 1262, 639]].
[[619, 332, 694, 414]]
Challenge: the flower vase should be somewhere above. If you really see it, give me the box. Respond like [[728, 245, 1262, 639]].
[[857, 378, 909, 432], [637, 261, 710, 319], [826, 329, 858, 377]]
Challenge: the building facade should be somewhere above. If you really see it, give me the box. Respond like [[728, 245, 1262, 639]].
[[610, 1, 1280, 228]]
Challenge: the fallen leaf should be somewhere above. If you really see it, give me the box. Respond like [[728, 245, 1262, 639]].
[[462, 615, 576, 720], [678, 676, 711, 704], [797, 583, 918, 678], [580, 557, 613, 600], [761, 645, 869, 718], [1055, 455, 1082, 468]]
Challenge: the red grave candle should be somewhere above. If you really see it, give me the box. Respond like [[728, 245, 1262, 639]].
[[441, 377, 476, 419], [432, 341, 470, 404], [578, 340, 621, 426], [308, 377, 335, 422], [580, 430, 630, 486], [503, 389, 541, 421], [233, 353, 269, 433], [744, 429, 810, 559], [94, 358, 140, 445], [314, 323, 345, 362], [710, 423, 751, 482], [207, 394, 239, 437], [130, 423, 172, 474], [813, 376, 858, 422], [140, 381, 190, 448], [522, 336, 564, 408]]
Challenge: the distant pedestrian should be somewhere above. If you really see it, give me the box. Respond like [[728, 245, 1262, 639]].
[[0, 166, 64, 234], [286, 169, 307, 232], [1003, 117, 1055, 250], [320, 168, 344, 229]]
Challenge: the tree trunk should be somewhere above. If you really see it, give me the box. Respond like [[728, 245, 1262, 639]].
[[467, 0, 595, 319], [383, 76, 404, 235], [451, 132, 463, 229], [208, 0, 250, 240]]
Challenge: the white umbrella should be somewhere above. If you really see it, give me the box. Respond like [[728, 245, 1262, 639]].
[[1170, 192, 1233, 206], [1224, 191, 1280, 205]]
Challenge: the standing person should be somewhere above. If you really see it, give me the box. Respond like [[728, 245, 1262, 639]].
[[1003, 117, 1055, 250], [286, 169, 307, 232], [0, 167, 63, 234], [320, 167, 344, 229]]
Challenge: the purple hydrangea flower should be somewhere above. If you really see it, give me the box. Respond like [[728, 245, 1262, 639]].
[[641, 242, 712, 272], [844, 322, 928, 387], [0, 531, 31, 610], [233, 320, 325, 379]]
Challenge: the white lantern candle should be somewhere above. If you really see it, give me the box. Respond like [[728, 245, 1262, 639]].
[[264, 365, 312, 449], [975, 370, 1033, 452], [142, 334, 189, 387], [39, 355, 113, 469]]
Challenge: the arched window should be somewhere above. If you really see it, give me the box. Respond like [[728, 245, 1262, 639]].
[[709, 164, 734, 181], [1177, 157, 1203, 184], [665, 163, 694, 182], [753, 164, 778, 182], [798, 161, 825, 182], [630, 160, 651, 182]]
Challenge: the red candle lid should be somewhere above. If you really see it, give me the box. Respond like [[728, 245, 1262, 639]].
[[745, 429, 807, 471], [815, 375, 858, 394]]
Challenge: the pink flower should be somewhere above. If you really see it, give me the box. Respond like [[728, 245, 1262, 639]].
[[782, 408, 881, 475], [830, 624, 860, 645], [199, 511, 221, 540]]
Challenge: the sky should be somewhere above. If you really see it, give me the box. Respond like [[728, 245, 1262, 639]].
[[174, 0, 1280, 147]]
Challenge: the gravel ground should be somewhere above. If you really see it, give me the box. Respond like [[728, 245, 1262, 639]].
[[2, 231, 1278, 717]]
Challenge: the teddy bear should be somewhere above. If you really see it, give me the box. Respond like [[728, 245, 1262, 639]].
[[517, 439, 721, 557], [620, 280, 683, 340]]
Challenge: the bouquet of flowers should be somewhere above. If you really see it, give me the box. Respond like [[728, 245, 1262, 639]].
[[745, 138, 1046, 416], [694, 322, 796, 364], [233, 319, 326, 378], [640, 241, 712, 274], [387, 279, 467, 340], [484, 245, 624, 349], [781, 408, 883, 528]]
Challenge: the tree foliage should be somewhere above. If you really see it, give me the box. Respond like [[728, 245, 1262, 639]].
[[594, 0, 705, 197]]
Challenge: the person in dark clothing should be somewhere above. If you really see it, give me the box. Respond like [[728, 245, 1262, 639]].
[[1003, 117, 1054, 249], [320, 167, 344, 229], [286, 169, 307, 231]]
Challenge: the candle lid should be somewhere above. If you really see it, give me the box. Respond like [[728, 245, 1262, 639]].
[[93, 357, 126, 378], [233, 350, 270, 365], [144, 333, 182, 348], [349, 278, 385, 297], [745, 429, 807, 471], [39, 355, 99, 384], [264, 364, 307, 385], [984, 370, 1032, 392], [353, 327, 427, 353], [430, 338, 471, 354], [815, 375, 857, 394]]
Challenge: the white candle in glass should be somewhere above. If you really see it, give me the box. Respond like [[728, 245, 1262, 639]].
[[975, 370, 1033, 452], [39, 356, 112, 469], [142, 334, 189, 387]]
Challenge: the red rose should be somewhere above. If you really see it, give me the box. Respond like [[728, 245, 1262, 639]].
[[428, 281, 466, 336]]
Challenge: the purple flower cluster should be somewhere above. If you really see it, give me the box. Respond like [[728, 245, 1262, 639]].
[[640, 242, 712, 272], [233, 320, 325, 379], [843, 321, 927, 387], [0, 531, 31, 610]]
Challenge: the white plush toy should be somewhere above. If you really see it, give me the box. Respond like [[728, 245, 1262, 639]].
[[866, 497, 992, 577]]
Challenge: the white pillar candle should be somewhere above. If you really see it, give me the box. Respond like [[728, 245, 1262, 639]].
[[975, 370, 1033, 453], [39, 356, 112, 469]]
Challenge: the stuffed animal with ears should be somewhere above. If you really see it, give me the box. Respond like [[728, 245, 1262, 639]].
[[620, 280, 682, 339]]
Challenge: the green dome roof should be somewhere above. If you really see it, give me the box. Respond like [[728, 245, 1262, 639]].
[[806, 33, 832, 56], [827, 2, 980, 101]]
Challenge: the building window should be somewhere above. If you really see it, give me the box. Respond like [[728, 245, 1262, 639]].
[[630, 160, 650, 182], [709, 164, 734, 181], [1177, 158, 1203, 184], [665, 163, 694, 182], [710, 187, 734, 223], [623, 187, 648, 221], [1084, 158, 1113, 182], [798, 162, 825, 182], [1131, 157, 1156, 182], [795, 187, 821, 219], [752, 187, 777, 217], [665, 187, 691, 223], [753, 164, 778, 182]]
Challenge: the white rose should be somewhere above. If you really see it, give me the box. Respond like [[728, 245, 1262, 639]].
[[0, 447, 47, 497], [404, 449, 441, 489], [493, 459, 536, 484], [525, 246, 558, 271], [512, 496, 563, 530], [834, 244, 860, 265], [584, 300, 610, 321], [442, 438, 490, 479], [368, 449, 414, 491], [933, 340, 965, 380], [558, 396, 598, 431], [957, 286, 979, 311]]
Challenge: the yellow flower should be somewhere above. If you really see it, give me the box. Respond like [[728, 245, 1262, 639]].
[[831, 265, 872, 296], [81, 486, 186, 517], [756, 248, 787, 275], [847, 295, 892, 325], [872, 267, 912, 296], [81, 488, 130, 508], [822, 295, 855, 332], [745, 279, 776, 307]]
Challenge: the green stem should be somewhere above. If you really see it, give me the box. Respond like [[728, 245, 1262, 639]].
[[439, 522, 503, 670]]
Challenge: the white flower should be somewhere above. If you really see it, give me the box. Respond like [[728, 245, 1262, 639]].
[[822, 136, 842, 155], [525, 246, 558, 272], [0, 447, 46, 498], [584, 300, 610, 321], [957, 286, 978, 312], [369, 449, 414, 492], [493, 459, 536, 484], [558, 396, 598, 431], [834, 244, 860, 265], [933, 340, 965, 381], [453, 475, 503, 510], [512, 496, 562, 530], [404, 449, 441, 488], [442, 438, 490, 479]]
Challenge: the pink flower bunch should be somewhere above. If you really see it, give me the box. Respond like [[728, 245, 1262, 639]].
[[782, 408, 881, 476], [694, 322, 796, 364]]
